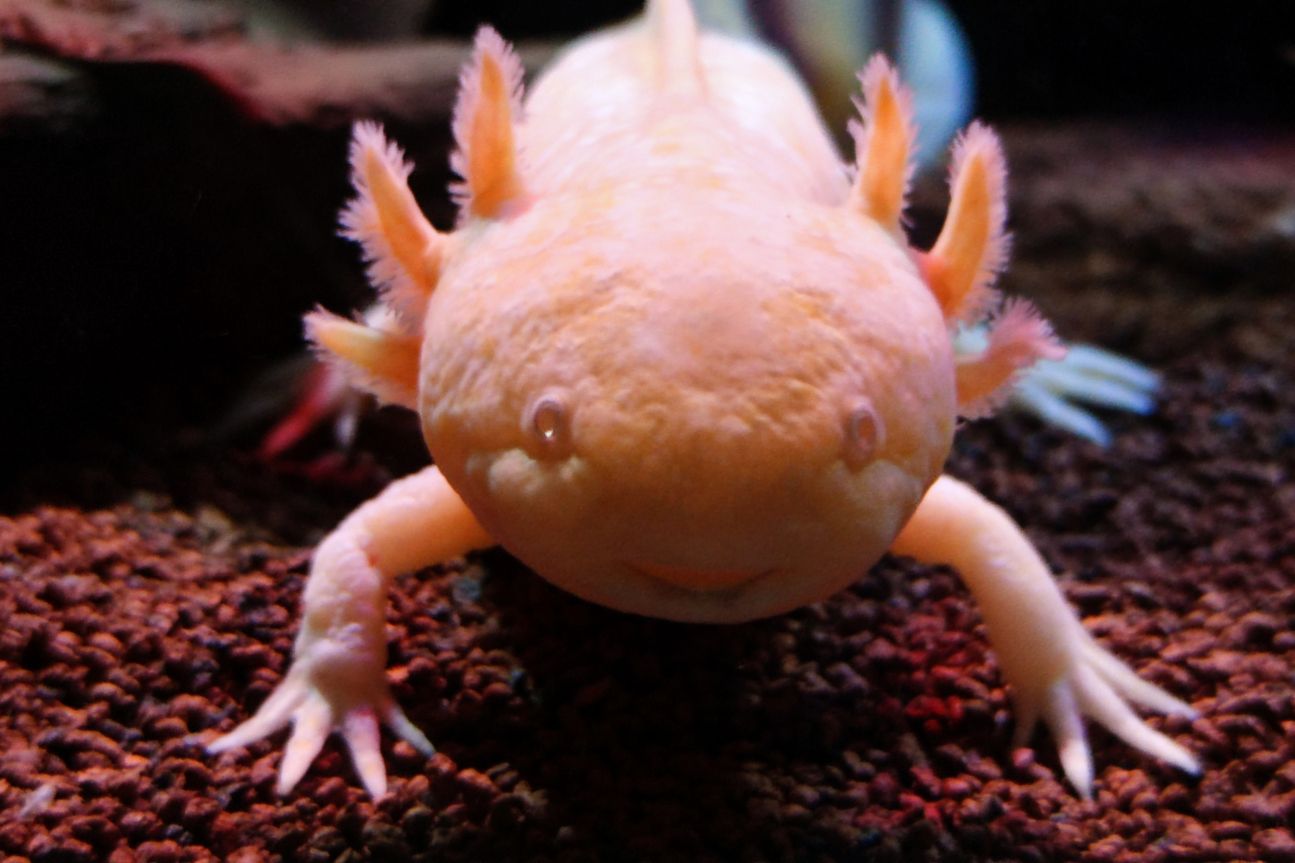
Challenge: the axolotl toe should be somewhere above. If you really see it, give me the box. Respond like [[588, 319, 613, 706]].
[[208, 0, 1199, 800]]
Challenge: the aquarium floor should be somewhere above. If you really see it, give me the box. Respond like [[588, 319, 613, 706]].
[[2, 125, 1294, 862]]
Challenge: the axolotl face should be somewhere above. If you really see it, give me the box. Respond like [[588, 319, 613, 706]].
[[419, 192, 956, 623]]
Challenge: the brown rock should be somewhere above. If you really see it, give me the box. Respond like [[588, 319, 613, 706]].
[[1255, 829, 1295, 863]]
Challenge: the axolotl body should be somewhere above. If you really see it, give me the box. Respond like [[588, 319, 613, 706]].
[[209, 0, 1199, 799]]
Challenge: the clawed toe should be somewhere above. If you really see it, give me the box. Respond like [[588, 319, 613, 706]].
[[1017, 641, 1199, 798], [278, 694, 333, 794], [342, 706, 388, 798], [1077, 635, 1196, 719], [384, 701, 436, 756], [208, 673, 434, 798], [207, 675, 308, 756]]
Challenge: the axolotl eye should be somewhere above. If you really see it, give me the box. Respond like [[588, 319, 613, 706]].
[[522, 390, 573, 458], [843, 401, 885, 470]]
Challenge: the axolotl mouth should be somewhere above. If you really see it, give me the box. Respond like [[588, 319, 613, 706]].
[[626, 560, 784, 593]]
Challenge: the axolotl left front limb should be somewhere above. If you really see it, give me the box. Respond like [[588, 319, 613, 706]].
[[208, 36, 523, 798], [208, 466, 494, 797]]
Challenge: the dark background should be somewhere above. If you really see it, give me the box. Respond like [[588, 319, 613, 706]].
[[429, 1, 1295, 120]]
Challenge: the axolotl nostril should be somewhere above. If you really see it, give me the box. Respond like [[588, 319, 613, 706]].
[[208, 0, 1199, 800]]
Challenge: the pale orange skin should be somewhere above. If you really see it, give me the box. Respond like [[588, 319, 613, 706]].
[[209, 2, 1199, 801], [424, 178, 951, 622]]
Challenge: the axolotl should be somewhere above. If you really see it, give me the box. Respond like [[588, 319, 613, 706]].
[[209, 0, 1199, 799]]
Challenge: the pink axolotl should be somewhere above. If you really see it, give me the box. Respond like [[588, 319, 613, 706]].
[[209, 0, 1198, 799]]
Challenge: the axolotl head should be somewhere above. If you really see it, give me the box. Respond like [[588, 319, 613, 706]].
[[417, 184, 955, 622], [316, 32, 1053, 623]]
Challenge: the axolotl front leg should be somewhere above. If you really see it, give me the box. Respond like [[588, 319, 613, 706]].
[[210, 34, 525, 797], [891, 476, 1199, 797], [208, 466, 493, 797]]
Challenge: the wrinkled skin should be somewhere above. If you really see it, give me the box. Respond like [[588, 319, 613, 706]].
[[423, 181, 952, 622]]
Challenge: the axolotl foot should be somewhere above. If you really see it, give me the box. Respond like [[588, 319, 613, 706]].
[[208, 465, 494, 797], [207, 650, 434, 798], [892, 476, 1199, 798], [1009, 626, 1198, 798]]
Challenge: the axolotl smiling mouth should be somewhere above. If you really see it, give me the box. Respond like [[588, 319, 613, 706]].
[[625, 560, 784, 593]]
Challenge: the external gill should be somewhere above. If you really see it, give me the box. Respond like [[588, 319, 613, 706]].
[[313, 122, 442, 406], [317, 24, 533, 405], [850, 55, 1060, 418], [954, 300, 1065, 419]]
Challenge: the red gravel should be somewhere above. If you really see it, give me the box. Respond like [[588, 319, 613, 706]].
[[2, 126, 1293, 862]]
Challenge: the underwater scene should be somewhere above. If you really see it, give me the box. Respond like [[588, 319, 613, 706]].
[[1, 1, 1292, 860]]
